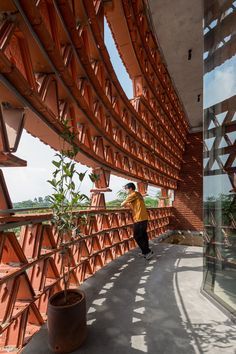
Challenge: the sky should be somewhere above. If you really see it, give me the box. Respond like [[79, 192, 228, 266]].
[[204, 55, 236, 109], [2, 131, 131, 202], [2, 20, 158, 203]]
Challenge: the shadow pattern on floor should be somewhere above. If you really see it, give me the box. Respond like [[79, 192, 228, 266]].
[[22, 241, 236, 354]]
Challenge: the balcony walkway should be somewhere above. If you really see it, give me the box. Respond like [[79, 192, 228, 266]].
[[22, 240, 236, 354]]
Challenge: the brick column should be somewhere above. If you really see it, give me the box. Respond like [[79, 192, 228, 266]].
[[171, 132, 203, 231]]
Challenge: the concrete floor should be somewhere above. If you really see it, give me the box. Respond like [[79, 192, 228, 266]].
[[23, 240, 236, 354]]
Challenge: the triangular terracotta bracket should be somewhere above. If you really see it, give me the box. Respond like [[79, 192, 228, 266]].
[[0, 169, 13, 216], [0, 152, 27, 167], [0, 103, 25, 153]]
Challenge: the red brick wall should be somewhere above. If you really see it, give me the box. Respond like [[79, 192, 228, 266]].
[[171, 132, 203, 231]]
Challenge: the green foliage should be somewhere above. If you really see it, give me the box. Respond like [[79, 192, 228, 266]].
[[13, 196, 51, 209], [144, 196, 158, 208], [106, 189, 159, 208], [204, 193, 236, 226], [47, 119, 94, 238], [47, 118, 99, 302], [116, 190, 127, 201], [89, 173, 100, 183], [106, 199, 121, 208]]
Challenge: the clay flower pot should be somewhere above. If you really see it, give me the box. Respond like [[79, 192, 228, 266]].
[[47, 289, 87, 353]]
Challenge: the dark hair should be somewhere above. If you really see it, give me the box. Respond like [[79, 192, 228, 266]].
[[124, 182, 136, 190]]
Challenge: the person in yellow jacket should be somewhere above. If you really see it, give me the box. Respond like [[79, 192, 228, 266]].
[[121, 182, 153, 259]]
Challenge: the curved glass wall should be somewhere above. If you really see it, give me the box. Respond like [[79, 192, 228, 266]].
[[203, 0, 236, 316]]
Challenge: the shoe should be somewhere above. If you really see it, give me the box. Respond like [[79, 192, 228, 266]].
[[144, 251, 154, 260]]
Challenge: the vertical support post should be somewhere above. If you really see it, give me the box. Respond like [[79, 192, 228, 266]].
[[133, 75, 144, 97], [90, 168, 111, 210], [137, 181, 148, 196], [159, 188, 169, 207]]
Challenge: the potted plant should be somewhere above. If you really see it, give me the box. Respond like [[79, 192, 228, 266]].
[[47, 118, 98, 353]]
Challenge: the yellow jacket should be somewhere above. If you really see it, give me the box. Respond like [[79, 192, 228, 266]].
[[122, 191, 148, 223]]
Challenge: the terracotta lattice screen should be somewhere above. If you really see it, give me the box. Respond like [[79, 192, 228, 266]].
[[0, 207, 172, 352], [0, 0, 191, 351]]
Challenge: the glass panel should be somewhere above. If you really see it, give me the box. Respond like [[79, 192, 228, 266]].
[[203, 0, 236, 316]]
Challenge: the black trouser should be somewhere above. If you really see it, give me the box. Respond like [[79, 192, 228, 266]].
[[133, 220, 150, 255]]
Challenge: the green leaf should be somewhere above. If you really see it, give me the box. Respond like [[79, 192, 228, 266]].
[[53, 169, 60, 178], [71, 195, 79, 204], [52, 160, 61, 168], [54, 153, 62, 158], [70, 163, 76, 173], [66, 181, 75, 190], [53, 193, 65, 202], [63, 166, 72, 177], [89, 173, 100, 182], [47, 179, 57, 187], [79, 194, 89, 201], [78, 172, 86, 181]]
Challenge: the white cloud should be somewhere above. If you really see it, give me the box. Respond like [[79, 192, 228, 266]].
[[204, 55, 236, 108]]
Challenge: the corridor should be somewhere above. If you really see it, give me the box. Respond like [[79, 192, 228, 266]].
[[23, 240, 236, 354]]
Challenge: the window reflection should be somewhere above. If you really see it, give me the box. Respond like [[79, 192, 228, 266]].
[[203, 0, 236, 316]]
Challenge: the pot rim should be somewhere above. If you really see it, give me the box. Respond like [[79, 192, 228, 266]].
[[49, 288, 85, 309]]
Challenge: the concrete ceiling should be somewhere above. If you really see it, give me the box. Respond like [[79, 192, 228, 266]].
[[147, 0, 203, 131]]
